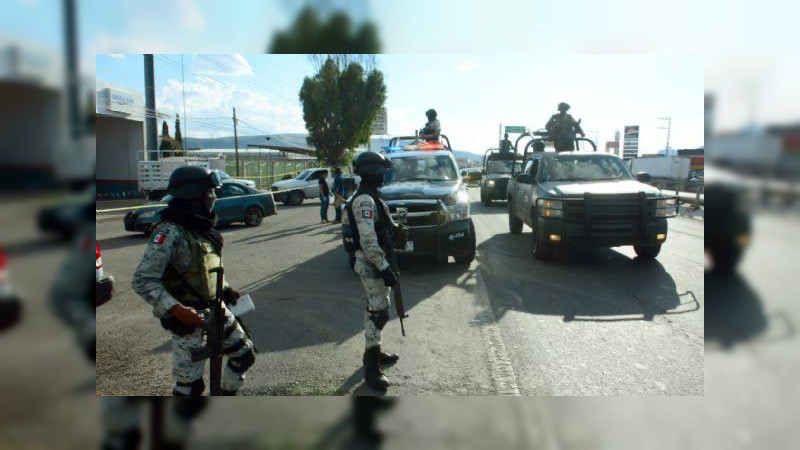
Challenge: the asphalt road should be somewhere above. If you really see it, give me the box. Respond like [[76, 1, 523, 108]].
[[95, 187, 704, 396]]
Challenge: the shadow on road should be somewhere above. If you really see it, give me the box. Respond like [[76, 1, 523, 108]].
[[470, 199, 509, 216], [476, 231, 697, 322], [705, 270, 775, 349]]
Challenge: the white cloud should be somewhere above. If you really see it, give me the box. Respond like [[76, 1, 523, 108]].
[[193, 54, 254, 77], [107, 54, 126, 61], [177, 0, 205, 29], [456, 61, 476, 73]]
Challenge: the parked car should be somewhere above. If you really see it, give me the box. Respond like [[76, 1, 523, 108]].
[[96, 242, 114, 307], [507, 146, 678, 261], [271, 167, 358, 206], [124, 182, 277, 235], [213, 170, 257, 190], [460, 168, 482, 185], [38, 184, 94, 240]]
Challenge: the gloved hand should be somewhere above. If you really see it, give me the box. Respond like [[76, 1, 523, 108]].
[[169, 304, 204, 327], [380, 267, 398, 287], [222, 286, 240, 306], [393, 225, 408, 249]]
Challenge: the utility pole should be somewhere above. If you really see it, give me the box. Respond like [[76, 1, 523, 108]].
[[63, 0, 81, 141], [181, 54, 188, 150], [658, 116, 672, 153], [233, 108, 240, 177], [144, 55, 158, 158]]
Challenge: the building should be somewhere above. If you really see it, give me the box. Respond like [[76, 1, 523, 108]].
[[95, 79, 149, 196]]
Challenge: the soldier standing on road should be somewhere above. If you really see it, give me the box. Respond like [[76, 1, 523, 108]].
[[545, 102, 585, 152], [132, 166, 255, 396], [420, 108, 441, 142], [345, 152, 402, 391]]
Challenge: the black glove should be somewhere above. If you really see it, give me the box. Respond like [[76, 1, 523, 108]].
[[160, 313, 198, 336], [380, 268, 398, 287], [222, 287, 240, 306]]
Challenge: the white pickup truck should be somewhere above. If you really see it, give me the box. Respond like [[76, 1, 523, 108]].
[[270, 167, 359, 206], [138, 155, 255, 200]]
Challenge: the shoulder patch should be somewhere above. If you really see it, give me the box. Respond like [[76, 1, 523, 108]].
[[152, 232, 167, 245], [362, 210, 374, 219]]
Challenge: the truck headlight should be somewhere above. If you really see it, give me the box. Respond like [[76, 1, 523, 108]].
[[445, 191, 470, 221], [486, 180, 495, 187], [537, 199, 563, 218], [656, 198, 678, 217]]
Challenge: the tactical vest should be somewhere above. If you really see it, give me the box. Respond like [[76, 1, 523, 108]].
[[161, 224, 222, 306], [345, 190, 392, 254]]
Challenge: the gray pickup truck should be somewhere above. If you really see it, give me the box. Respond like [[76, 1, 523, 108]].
[[506, 146, 678, 261]]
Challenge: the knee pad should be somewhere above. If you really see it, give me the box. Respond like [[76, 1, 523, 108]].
[[173, 378, 205, 396], [174, 397, 208, 420], [227, 348, 255, 374], [368, 309, 390, 330]]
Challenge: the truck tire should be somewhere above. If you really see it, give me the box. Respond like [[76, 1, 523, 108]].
[[508, 201, 523, 234], [244, 206, 264, 227], [454, 221, 477, 265], [288, 190, 304, 206], [634, 244, 661, 261], [481, 191, 492, 207], [531, 226, 553, 261]]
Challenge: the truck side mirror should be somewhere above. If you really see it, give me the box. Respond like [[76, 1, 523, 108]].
[[516, 173, 533, 184], [636, 172, 652, 183]]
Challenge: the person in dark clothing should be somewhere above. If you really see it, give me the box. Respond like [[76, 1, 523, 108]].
[[319, 170, 331, 223], [332, 167, 346, 223]]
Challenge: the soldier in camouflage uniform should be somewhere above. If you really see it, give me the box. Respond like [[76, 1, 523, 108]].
[[545, 102, 585, 152], [421, 108, 441, 142], [132, 166, 255, 396], [345, 152, 402, 391]]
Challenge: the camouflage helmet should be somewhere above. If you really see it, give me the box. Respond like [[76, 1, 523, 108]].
[[425, 108, 437, 119], [558, 102, 570, 112], [167, 166, 222, 199], [353, 151, 391, 176]]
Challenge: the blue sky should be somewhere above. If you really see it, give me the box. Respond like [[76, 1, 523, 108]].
[[97, 53, 703, 155]]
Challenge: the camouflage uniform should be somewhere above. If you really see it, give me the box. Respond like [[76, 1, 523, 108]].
[[102, 397, 206, 449], [422, 119, 441, 140], [350, 194, 393, 349], [50, 222, 95, 358], [132, 221, 254, 395], [546, 112, 584, 151]]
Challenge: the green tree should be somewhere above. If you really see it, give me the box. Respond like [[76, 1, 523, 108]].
[[268, 7, 380, 55], [299, 57, 386, 166], [159, 121, 173, 152], [173, 115, 184, 153]]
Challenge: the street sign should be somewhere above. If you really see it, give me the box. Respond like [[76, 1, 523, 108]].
[[505, 126, 526, 134]]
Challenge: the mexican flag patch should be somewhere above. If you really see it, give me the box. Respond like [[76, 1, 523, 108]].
[[361, 210, 373, 219], [152, 232, 167, 245]]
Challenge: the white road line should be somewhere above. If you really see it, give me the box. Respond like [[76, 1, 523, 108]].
[[474, 266, 521, 396]]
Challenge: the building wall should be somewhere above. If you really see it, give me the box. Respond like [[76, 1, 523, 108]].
[[96, 115, 143, 195]]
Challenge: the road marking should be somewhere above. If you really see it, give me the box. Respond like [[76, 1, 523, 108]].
[[474, 267, 520, 396]]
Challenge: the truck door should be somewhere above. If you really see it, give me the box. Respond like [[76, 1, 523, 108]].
[[304, 170, 323, 198], [215, 184, 247, 223], [519, 159, 539, 225]]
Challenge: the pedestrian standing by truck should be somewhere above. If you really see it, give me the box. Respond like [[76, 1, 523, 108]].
[[332, 167, 346, 224], [345, 152, 402, 391], [132, 166, 255, 396], [319, 169, 331, 223]]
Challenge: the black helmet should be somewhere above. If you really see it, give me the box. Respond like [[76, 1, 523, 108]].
[[167, 166, 222, 199], [558, 102, 570, 112], [425, 108, 437, 119], [353, 151, 391, 176]]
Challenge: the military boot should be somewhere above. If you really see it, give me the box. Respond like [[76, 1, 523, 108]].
[[379, 349, 399, 365], [363, 346, 389, 391]]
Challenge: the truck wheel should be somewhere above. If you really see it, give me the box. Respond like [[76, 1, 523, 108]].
[[454, 221, 477, 265], [244, 206, 263, 227], [288, 190, 304, 206], [509, 202, 523, 234], [531, 227, 553, 261], [634, 244, 661, 261], [481, 191, 492, 207]]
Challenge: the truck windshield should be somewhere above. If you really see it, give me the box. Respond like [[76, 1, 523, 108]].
[[295, 169, 314, 180], [543, 155, 632, 182], [486, 160, 514, 174], [385, 155, 458, 183]]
